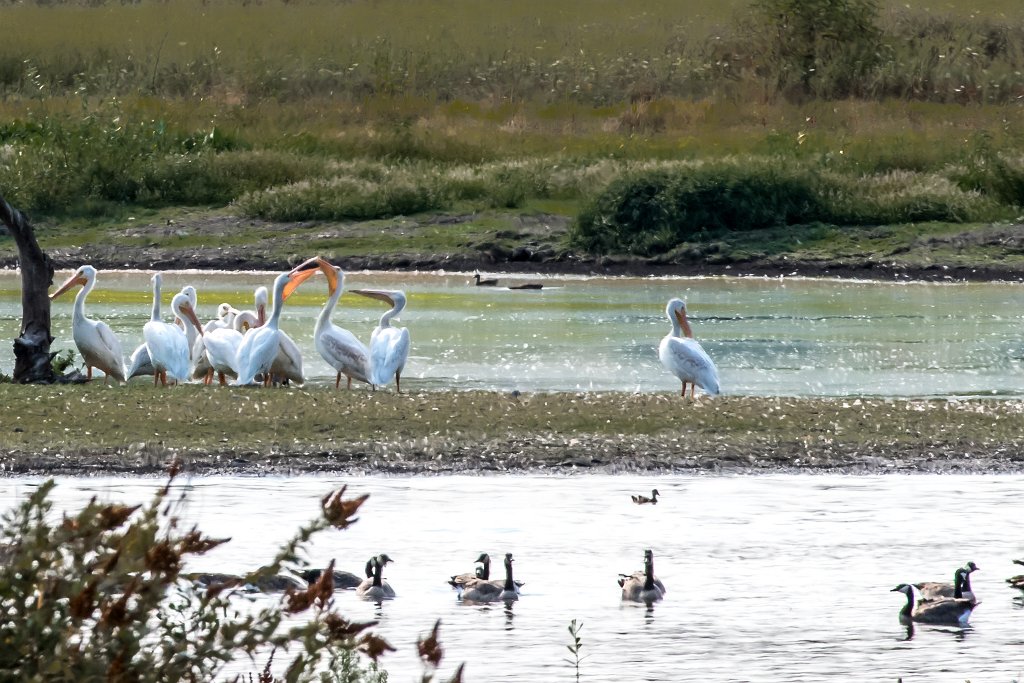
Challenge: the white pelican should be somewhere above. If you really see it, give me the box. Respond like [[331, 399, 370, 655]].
[[126, 343, 154, 380], [143, 275, 204, 386], [231, 285, 302, 385], [658, 298, 719, 399], [351, 288, 410, 393], [271, 328, 304, 386], [202, 325, 244, 385], [192, 303, 235, 383], [232, 309, 261, 333], [177, 285, 200, 356], [251, 284, 305, 385], [289, 257, 371, 389], [49, 265, 126, 383], [233, 271, 304, 386]]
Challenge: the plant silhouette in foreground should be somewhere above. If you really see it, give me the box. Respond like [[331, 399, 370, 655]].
[[0, 462, 391, 682], [564, 618, 589, 682]]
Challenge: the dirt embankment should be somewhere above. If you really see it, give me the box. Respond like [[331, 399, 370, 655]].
[[2, 388, 1022, 477], [6, 213, 1024, 281]]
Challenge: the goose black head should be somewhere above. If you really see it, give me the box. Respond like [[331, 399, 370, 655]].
[[377, 553, 395, 567], [475, 553, 490, 564], [964, 561, 979, 573]]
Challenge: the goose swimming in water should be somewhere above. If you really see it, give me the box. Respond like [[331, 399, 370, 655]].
[[619, 549, 666, 603], [449, 552, 525, 594], [891, 583, 974, 626], [631, 489, 660, 505], [448, 552, 491, 589], [915, 562, 979, 603], [458, 552, 520, 603], [355, 554, 396, 600]]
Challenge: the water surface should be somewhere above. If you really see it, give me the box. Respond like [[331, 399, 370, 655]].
[[2, 270, 1023, 397], [1, 474, 1021, 682]]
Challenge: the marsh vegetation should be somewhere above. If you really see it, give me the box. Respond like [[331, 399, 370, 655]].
[[3, 0, 1024, 272]]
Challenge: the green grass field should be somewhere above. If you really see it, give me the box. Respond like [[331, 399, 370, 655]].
[[4, 0, 1024, 264]]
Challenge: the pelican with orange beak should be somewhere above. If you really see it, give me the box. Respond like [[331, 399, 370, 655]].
[[49, 264, 126, 383], [351, 288, 410, 393], [233, 270, 306, 386], [289, 256, 372, 389], [144, 274, 205, 386], [658, 298, 719, 399]]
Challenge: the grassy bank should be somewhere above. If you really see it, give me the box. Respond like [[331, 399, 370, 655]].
[[4, 1, 1024, 273], [1, 386, 1022, 475]]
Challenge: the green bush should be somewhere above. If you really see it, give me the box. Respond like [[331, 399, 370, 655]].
[[237, 172, 445, 221], [572, 164, 822, 255], [0, 472, 390, 682], [819, 170, 1002, 224]]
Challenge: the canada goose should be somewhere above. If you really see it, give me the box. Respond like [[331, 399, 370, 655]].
[[915, 562, 979, 602], [631, 489, 660, 505], [299, 567, 364, 590], [890, 584, 973, 626], [186, 571, 304, 593], [474, 273, 499, 287], [459, 553, 519, 603], [619, 549, 666, 603], [355, 554, 396, 600], [449, 552, 491, 589], [449, 552, 525, 593]]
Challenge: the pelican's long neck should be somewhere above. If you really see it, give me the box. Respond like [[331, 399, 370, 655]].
[[378, 295, 404, 329], [317, 275, 344, 337], [150, 276, 162, 322], [379, 306, 397, 329], [267, 275, 288, 330], [668, 308, 682, 338], [73, 273, 95, 324]]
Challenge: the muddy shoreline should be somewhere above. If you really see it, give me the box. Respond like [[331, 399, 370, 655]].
[[4, 212, 1024, 281], [4, 438, 1024, 478], [22, 248, 1024, 283], [2, 390, 1022, 478]]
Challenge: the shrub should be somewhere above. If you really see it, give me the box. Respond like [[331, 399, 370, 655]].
[[572, 163, 822, 255], [0, 470, 390, 682]]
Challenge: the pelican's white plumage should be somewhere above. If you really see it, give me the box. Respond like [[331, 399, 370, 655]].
[[143, 275, 203, 386], [233, 272, 301, 386], [177, 285, 200, 357], [126, 343, 154, 379], [271, 330, 304, 385], [49, 265, 126, 383], [352, 289, 410, 392], [658, 298, 719, 398], [289, 257, 371, 389], [192, 303, 235, 382], [203, 327, 244, 385]]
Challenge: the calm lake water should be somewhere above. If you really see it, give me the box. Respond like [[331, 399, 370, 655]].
[[1, 474, 1022, 682], [1, 269, 1023, 397]]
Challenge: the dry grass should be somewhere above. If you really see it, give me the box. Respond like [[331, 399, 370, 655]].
[[1, 385, 1022, 474]]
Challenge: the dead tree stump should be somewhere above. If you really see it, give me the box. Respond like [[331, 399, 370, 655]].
[[1, 193, 57, 383]]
